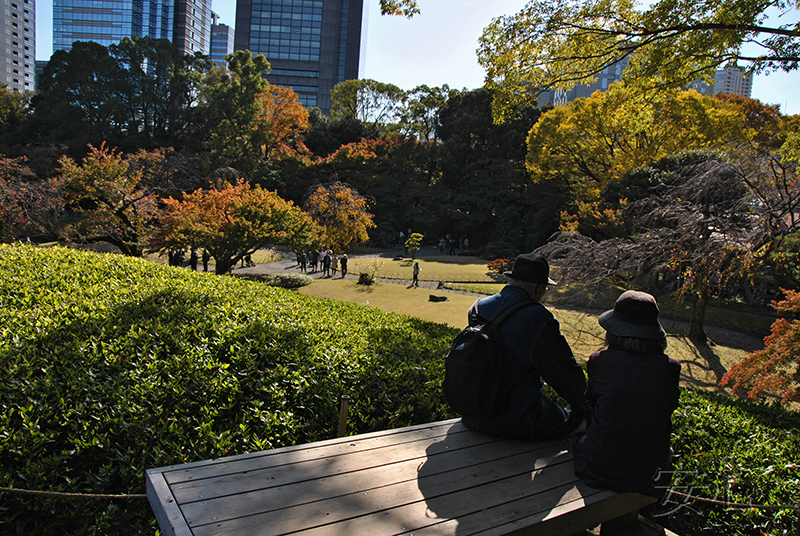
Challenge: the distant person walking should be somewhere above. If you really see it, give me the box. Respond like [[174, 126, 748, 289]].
[[340, 254, 348, 278], [331, 254, 338, 276], [412, 262, 421, 287]]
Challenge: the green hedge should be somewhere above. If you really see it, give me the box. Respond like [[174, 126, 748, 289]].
[[0, 245, 454, 535], [1, 244, 797, 535]]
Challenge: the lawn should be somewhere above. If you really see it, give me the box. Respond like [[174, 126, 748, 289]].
[[298, 276, 764, 396]]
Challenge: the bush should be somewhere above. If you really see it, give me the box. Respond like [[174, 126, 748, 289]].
[[234, 272, 313, 289], [487, 258, 513, 276], [352, 257, 384, 285], [0, 244, 453, 535]]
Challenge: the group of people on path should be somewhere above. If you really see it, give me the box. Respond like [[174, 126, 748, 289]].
[[452, 253, 681, 499], [438, 234, 468, 255], [297, 248, 348, 278]]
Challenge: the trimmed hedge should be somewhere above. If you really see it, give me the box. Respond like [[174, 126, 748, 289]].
[[0, 244, 454, 535], [1, 244, 797, 535]]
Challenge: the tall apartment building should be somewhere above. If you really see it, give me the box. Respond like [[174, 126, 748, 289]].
[[174, 0, 213, 55], [1, 0, 35, 92], [710, 64, 753, 98], [53, 0, 212, 56], [234, 0, 367, 113], [210, 12, 234, 66]]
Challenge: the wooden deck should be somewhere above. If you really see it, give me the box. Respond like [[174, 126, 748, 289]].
[[146, 419, 656, 536]]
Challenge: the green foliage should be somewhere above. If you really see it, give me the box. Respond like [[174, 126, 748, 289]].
[[404, 232, 424, 259], [665, 389, 800, 535], [0, 244, 453, 534], [233, 272, 313, 289], [477, 0, 800, 122]]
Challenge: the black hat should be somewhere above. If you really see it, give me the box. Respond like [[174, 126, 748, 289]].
[[504, 253, 557, 285], [598, 290, 666, 339]]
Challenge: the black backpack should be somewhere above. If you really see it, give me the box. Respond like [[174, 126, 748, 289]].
[[443, 299, 534, 420]]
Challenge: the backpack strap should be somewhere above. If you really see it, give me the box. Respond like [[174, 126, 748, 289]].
[[471, 298, 536, 327]]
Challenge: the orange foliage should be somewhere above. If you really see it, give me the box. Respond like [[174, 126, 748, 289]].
[[159, 179, 319, 273], [261, 85, 310, 158], [303, 181, 376, 251], [720, 288, 800, 406]]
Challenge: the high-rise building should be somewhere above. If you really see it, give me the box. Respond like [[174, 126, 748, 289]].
[[1, 0, 36, 93], [234, 0, 367, 113], [174, 0, 213, 55], [53, 0, 211, 56], [210, 12, 234, 67]]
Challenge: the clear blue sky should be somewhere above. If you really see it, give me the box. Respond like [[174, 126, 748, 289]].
[[36, 0, 800, 115]]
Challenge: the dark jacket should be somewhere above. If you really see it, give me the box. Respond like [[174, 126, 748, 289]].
[[573, 347, 681, 497], [461, 285, 589, 439]]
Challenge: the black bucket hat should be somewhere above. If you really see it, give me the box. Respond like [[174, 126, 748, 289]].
[[504, 253, 557, 285], [599, 290, 666, 339]]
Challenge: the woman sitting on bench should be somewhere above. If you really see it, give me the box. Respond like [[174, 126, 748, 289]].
[[573, 290, 681, 498]]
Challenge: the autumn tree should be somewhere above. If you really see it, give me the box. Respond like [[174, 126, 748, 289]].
[[477, 0, 800, 121], [721, 288, 800, 406], [0, 156, 63, 242], [158, 179, 319, 274], [303, 181, 376, 251], [526, 83, 747, 201], [58, 144, 183, 256]]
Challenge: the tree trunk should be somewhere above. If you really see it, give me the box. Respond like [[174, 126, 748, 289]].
[[688, 288, 709, 344]]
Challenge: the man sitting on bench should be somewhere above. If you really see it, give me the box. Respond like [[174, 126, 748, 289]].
[[460, 253, 590, 439]]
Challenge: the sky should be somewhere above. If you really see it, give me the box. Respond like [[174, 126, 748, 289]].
[[36, 0, 800, 115]]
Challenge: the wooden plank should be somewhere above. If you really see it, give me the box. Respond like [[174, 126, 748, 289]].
[[168, 424, 516, 505], [184, 438, 569, 530], [145, 469, 193, 536], [190, 441, 578, 536], [161, 419, 467, 486], [182, 441, 561, 526]]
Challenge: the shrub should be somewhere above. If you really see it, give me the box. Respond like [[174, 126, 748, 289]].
[[353, 257, 384, 285], [487, 258, 513, 276], [234, 272, 313, 289], [0, 244, 453, 534]]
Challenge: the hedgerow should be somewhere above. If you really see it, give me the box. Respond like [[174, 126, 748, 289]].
[[1, 244, 798, 535], [0, 244, 454, 534]]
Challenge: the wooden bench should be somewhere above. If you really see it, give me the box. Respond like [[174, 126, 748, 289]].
[[146, 419, 656, 536]]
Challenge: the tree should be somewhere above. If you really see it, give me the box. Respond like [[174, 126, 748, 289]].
[[379, 0, 419, 17], [58, 144, 181, 256], [538, 150, 770, 342], [30, 38, 209, 150], [0, 156, 63, 242], [109, 37, 211, 149], [399, 85, 457, 141], [260, 85, 310, 158], [203, 51, 272, 177], [329, 79, 406, 132], [526, 83, 747, 201], [720, 288, 800, 406], [158, 179, 319, 274], [303, 181, 376, 251], [405, 232, 424, 259], [477, 0, 800, 121]]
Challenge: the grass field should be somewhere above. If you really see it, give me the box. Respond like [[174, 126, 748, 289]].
[[298, 275, 764, 397]]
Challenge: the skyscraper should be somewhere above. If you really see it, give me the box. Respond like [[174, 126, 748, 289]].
[[1, 0, 36, 92], [52, 0, 211, 56], [210, 12, 234, 67], [234, 0, 367, 113]]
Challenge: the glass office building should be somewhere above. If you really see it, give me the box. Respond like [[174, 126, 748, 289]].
[[53, 0, 211, 55], [234, 0, 366, 113]]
